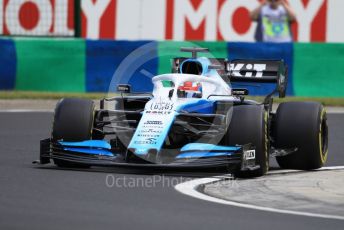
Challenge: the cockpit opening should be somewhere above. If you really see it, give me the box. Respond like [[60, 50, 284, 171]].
[[181, 61, 203, 75]]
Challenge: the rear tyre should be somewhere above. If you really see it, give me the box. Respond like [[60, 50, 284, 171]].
[[225, 105, 269, 178], [274, 102, 328, 169], [52, 98, 95, 168]]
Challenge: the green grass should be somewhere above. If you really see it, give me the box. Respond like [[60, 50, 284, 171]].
[[1, 91, 344, 106]]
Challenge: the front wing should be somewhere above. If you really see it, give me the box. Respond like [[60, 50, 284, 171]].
[[37, 139, 258, 171]]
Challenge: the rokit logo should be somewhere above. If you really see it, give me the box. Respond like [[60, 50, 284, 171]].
[[230, 63, 266, 78], [244, 150, 256, 160]]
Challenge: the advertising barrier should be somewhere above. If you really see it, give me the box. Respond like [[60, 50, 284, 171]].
[[0, 38, 16, 89], [1, 0, 344, 42], [0, 37, 343, 97], [15, 38, 85, 92]]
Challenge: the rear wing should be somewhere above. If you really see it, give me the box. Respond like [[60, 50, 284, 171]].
[[171, 58, 288, 98], [226, 60, 288, 98]]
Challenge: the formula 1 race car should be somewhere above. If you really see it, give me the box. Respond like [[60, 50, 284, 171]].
[[37, 47, 328, 178]]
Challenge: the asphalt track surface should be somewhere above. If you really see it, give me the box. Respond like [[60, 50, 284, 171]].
[[0, 112, 343, 230]]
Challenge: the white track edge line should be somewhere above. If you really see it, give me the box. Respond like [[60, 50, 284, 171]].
[[175, 166, 344, 221]]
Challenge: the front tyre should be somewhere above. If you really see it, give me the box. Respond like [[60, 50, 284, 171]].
[[225, 105, 269, 178], [274, 102, 328, 169], [52, 98, 95, 168]]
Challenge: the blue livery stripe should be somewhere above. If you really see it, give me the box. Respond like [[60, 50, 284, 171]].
[[176, 151, 235, 159], [181, 143, 240, 152], [63, 147, 114, 156], [177, 99, 215, 113], [59, 140, 111, 149]]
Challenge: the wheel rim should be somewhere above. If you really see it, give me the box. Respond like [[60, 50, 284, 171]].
[[321, 119, 328, 154], [319, 113, 328, 163]]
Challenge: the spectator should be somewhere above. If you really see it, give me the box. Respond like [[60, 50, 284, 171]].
[[251, 0, 296, 42]]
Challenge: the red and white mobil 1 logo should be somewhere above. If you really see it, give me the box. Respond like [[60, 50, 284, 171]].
[[1, 0, 344, 42], [0, 0, 74, 36]]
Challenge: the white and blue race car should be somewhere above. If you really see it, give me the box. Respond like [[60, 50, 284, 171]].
[[37, 47, 328, 178]]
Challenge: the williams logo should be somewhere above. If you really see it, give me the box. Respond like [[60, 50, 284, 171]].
[[145, 138, 157, 142]]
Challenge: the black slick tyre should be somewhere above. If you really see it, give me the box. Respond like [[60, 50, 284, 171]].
[[52, 98, 95, 168], [274, 102, 328, 169], [225, 105, 269, 178]]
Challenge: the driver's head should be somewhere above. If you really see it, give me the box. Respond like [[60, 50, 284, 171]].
[[178, 81, 201, 91], [177, 82, 202, 98], [183, 81, 193, 89]]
